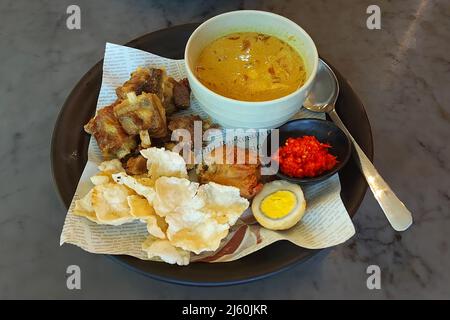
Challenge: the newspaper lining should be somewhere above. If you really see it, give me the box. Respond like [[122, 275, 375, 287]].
[[60, 43, 355, 263]]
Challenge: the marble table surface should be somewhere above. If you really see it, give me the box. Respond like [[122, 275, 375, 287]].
[[1, 0, 449, 299]]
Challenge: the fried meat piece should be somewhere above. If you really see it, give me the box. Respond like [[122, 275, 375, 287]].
[[113, 92, 167, 138], [167, 115, 219, 168], [116, 67, 164, 100], [168, 115, 218, 142], [84, 104, 137, 159], [115, 67, 190, 115], [123, 155, 148, 175], [172, 78, 191, 109], [168, 115, 202, 143], [162, 76, 176, 115], [139, 130, 151, 148], [196, 146, 263, 199]]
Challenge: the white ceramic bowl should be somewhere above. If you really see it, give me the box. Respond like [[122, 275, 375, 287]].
[[185, 10, 319, 129]]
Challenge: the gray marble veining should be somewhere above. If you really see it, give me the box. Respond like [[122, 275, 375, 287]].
[[0, 0, 449, 299]]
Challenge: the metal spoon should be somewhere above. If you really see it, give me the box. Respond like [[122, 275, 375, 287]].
[[303, 59, 413, 231]]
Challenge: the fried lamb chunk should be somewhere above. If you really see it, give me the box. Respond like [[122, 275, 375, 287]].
[[113, 92, 167, 138], [196, 146, 263, 199], [115, 67, 190, 115], [116, 67, 164, 100], [84, 104, 137, 159], [172, 78, 191, 109], [123, 154, 148, 175], [168, 115, 202, 143], [167, 115, 218, 143]]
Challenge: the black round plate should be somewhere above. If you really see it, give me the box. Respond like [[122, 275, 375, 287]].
[[51, 24, 373, 286], [273, 118, 352, 184]]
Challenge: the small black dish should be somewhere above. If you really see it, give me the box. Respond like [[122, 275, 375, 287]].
[[266, 118, 352, 184]]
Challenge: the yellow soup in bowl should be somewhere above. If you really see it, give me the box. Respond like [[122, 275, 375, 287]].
[[195, 32, 306, 102]]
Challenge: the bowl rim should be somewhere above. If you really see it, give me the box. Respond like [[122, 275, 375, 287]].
[[184, 10, 319, 106], [270, 118, 352, 184]]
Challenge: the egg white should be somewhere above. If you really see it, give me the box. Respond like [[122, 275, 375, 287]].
[[252, 180, 306, 230]]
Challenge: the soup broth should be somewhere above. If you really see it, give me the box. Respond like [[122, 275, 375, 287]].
[[195, 32, 306, 102]]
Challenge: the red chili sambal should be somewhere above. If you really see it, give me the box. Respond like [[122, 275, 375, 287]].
[[276, 136, 338, 178]]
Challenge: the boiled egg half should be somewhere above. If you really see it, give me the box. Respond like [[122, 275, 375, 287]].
[[252, 180, 306, 230]]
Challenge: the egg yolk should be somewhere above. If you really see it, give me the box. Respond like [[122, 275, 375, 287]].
[[260, 191, 297, 219]]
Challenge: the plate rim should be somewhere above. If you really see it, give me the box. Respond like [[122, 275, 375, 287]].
[[51, 23, 374, 286]]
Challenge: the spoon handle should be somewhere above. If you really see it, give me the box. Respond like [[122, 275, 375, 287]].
[[328, 109, 413, 231]]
